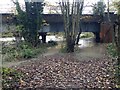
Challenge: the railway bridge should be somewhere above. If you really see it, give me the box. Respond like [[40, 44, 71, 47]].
[[40, 13, 116, 43]]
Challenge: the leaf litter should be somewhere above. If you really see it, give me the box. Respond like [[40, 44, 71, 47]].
[[10, 54, 116, 89]]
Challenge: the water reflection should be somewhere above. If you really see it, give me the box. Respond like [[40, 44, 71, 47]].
[[0, 36, 95, 48], [78, 38, 95, 48], [39, 35, 64, 42]]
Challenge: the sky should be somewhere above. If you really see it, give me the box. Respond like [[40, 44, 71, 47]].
[[0, 0, 113, 14]]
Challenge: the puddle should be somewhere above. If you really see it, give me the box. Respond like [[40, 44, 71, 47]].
[[1, 36, 107, 67], [0, 36, 94, 47], [78, 38, 95, 48]]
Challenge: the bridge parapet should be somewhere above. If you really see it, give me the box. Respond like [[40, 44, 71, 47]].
[[42, 14, 102, 23]]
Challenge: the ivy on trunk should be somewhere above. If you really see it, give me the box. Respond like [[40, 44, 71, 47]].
[[14, 0, 44, 47]]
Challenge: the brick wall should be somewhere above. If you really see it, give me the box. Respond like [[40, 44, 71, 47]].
[[100, 23, 113, 43]]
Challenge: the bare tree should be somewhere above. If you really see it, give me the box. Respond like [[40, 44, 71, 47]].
[[45, 1, 60, 14], [107, 0, 111, 22], [59, 0, 84, 52]]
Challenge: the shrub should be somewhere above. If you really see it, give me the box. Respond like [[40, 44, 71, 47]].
[[2, 42, 47, 61], [80, 32, 94, 38], [107, 43, 120, 87], [107, 43, 118, 58], [2, 67, 24, 89], [22, 48, 34, 58], [1, 32, 13, 37]]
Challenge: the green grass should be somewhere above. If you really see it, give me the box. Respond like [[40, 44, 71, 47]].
[[80, 32, 94, 38]]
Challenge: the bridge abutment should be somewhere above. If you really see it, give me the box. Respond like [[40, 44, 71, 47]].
[[93, 32, 100, 43], [39, 32, 47, 43]]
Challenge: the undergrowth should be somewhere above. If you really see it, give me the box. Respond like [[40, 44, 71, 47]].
[[2, 67, 24, 89], [2, 41, 57, 62], [107, 43, 120, 88]]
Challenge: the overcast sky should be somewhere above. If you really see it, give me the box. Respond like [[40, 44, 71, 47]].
[[0, 0, 112, 14]]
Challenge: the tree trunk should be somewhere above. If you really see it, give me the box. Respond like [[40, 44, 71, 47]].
[[117, 15, 120, 65], [66, 36, 74, 52], [117, 54, 120, 65], [95, 32, 100, 43], [13, 31, 22, 47], [60, 0, 84, 53], [41, 32, 47, 43], [76, 31, 81, 44]]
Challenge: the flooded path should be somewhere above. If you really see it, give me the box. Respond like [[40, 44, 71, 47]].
[[75, 44, 107, 61], [10, 42, 115, 89], [2, 37, 108, 67], [2, 37, 116, 89]]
